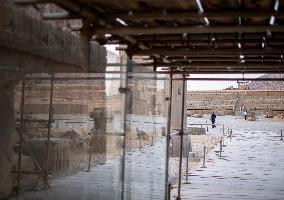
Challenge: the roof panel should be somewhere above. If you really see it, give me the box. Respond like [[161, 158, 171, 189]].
[[19, 0, 284, 73]]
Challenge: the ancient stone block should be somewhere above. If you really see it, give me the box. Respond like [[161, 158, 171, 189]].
[[188, 127, 206, 135], [192, 114, 203, 118], [247, 111, 256, 121], [28, 138, 71, 175], [90, 108, 108, 134], [169, 135, 191, 157]]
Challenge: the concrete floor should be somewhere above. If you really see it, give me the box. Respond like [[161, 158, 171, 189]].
[[172, 116, 284, 200], [12, 139, 167, 200]]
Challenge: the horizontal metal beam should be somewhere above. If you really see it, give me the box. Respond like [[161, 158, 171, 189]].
[[167, 55, 284, 59], [155, 62, 284, 68], [134, 34, 274, 41], [131, 47, 284, 56], [169, 58, 284, 62], [105, 11, 284, 21], [185, 78, 284, 81], [23, 76, 284, 81], [38, 1, 149, 52], [96, 25, 284, 36], [165, 69, 284, 74]]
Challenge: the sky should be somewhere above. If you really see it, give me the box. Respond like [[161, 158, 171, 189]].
[[105, 45, 263, 91], [188, 74, 263, 90]]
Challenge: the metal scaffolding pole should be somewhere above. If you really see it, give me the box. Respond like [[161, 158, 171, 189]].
[[44, 73, 54, 189], [165, 72, 173, 200], [16, 73, 26, 196], [121, 58, 130, 200], [177, 74, 186, 200]]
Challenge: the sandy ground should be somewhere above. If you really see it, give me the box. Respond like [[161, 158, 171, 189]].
[[168, 133, 220, 183]]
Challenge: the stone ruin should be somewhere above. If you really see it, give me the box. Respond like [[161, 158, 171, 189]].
[[187, 90, 284, 119], [7, 70, 168, 197], [188, 127, 206, 135], [247, 111, 256, 121]]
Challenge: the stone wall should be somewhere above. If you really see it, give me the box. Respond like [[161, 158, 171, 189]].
[[12, 72, 167, 176], [0, 1, 108, 198], [0, 77, 17, 199], [129, 79, 158, 115], [0, 1, 106, 72], [15, 81, 107, 116], [188, 90, 284, 115]]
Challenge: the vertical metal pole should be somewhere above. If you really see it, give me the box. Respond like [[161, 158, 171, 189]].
[[177, 74, 186, 200], [139, 134, 142, 150], [201, 146, 207, 168], [219, 140, 222, 157], [151, 119, 155, 146], [222, 124, 225, 136], [280, 129, 283, 141], [16, 73, 26, 196], [184, 155, 189, 184], [45, 73, 54, 189], [230, 129, 232, 142], [87, 147, 92, 172], [165, 73, 173, 200], [168, 183, 172, 200], [121, 58, 129, 200]]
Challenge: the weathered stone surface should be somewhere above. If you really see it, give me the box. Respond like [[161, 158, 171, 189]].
[[28, 138, 71, 175], [276, 113, 284, 120], [188, 90, 284, 116], [0, 1, 107, 72], [247, 111, 256, 121], [169, 135, 191, 157], [188, 127, 206, 135], [262, 111, 273, 118], [192, 114, 203, 118], [0, 78, 17, 199], [90, 108, 108, 134]]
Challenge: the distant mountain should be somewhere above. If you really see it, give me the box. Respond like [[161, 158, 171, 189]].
[[249, 74, 284, 90]]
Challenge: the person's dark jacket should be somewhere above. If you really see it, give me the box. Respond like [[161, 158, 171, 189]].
[[211, 113, 216, 123]]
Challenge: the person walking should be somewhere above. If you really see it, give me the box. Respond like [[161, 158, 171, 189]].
[[243, 107, 248, 120], [211, 111, 216, 128], [244, 110, 247, 120]]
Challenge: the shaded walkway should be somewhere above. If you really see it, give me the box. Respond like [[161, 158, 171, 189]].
[[176, 117, 284, 200], [12, 138, 166, 200]]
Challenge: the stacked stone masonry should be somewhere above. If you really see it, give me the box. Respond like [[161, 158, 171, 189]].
[[188, 90, 284, 115]]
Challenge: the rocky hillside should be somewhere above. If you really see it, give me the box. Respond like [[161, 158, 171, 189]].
[[249, 74, 284, 90]]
